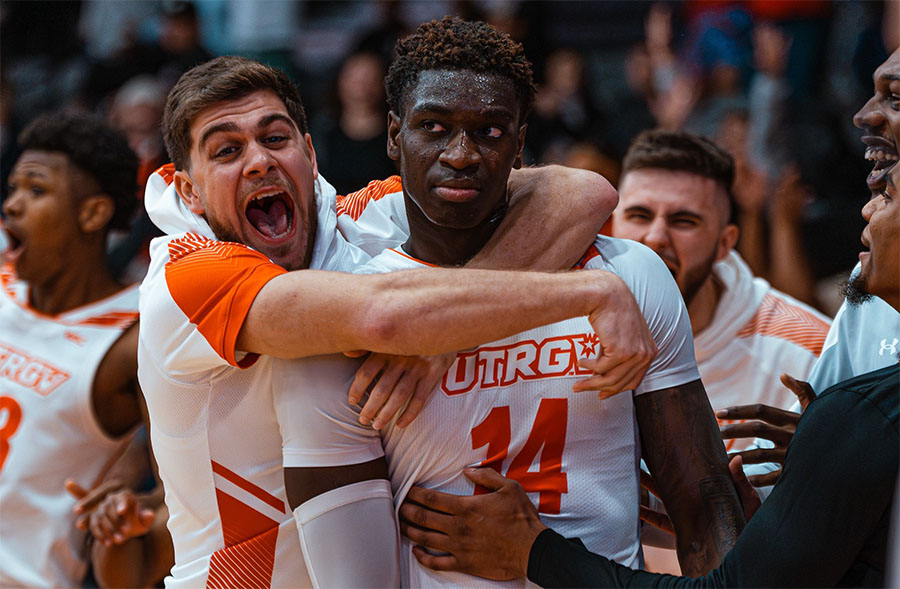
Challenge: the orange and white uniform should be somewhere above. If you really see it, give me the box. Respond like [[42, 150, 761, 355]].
[[282, 182, 701, 588], [0, 265, 138, 588], [695, 251, 831, 451], [138, 167, 376, 588]]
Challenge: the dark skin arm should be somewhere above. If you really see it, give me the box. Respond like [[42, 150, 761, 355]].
[[91, 322, 142, 438], [284, 458, 389, 508], [469, 165, 617, 271], [634, 379, 745, 576], [80, 323, 176, 586]]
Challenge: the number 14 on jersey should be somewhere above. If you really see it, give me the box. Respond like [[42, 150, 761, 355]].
[[471, 397, 568, 514]]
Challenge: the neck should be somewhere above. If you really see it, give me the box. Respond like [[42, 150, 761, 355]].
[[28, 248, 122, 316], [402, 197, 506, 267], [687, 274, 723, 335]]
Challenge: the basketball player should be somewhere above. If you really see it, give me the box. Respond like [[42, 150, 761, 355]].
[[0, 114, 144, 587], [139, 55, 657, 587], [279, 17, 744, 587]]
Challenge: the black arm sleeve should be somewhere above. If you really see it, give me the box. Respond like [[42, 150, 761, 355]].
[[527, 366, 899, 588]]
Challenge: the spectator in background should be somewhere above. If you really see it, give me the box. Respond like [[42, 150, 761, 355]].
[[526, 48, 600, 164], [311, 50, 396, 196], [106, 75, 168, 282]]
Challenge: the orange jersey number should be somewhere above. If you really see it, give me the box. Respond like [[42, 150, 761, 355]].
[[0, 396, 23, 472], [471, 398, 568, 513]]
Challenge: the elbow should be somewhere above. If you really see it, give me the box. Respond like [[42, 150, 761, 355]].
[[577, 169, 618, 219]]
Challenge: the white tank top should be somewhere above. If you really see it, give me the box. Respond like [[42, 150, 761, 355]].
[[0, 266, 139, 587]]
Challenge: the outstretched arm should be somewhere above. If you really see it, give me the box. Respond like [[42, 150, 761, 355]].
[[240, 267, 656, 385], [469, 165, 617, 271], [635, 379, 745, 576]]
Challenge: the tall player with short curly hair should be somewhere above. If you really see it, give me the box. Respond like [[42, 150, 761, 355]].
[[282, 16, 745, 587]]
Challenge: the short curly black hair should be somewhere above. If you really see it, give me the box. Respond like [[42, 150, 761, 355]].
[[18, 113, 138, 231], [385, 16, 536, 123]]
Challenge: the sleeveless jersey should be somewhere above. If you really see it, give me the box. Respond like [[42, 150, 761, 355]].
[[283, 225, 701, 588], [0, 265, 139, 587]]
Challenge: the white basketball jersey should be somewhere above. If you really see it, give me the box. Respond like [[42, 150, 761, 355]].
[[139, 166, 374, 588], [0, 266, 139, 588], [361, 236, 700, 588]]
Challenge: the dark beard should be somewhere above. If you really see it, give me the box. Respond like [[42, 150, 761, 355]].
[[840, 275, 873, 306]]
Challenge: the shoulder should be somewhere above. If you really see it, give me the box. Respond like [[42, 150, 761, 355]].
[[578, 236, 668, 275], [161, 234, 285, 304], [336, 176, 403, 221], [737, 288, 831, 355], [813, 364, 899, 430]]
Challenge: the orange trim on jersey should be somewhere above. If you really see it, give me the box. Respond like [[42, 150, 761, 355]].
[[336, 175, 402, 221], [154, 163, 176, 186], [211, 460, 286, 513], [75, 311, 140, 329], [164, 234, 286, 367], [572, 245, 601, 271], [388, 248, 439, 268], [1, 266, 138, 326], [1, 266, 16, 299], [208, 490, 279, 589], [736, 293, 830, 355]]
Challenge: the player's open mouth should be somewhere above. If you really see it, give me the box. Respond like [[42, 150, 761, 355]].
[[245, 190, 295, 241], [3, 228, 24, 263], [863, 141, 898, 187]]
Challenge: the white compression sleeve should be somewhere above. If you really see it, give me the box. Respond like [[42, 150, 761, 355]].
[[294, 478, 401, 588]]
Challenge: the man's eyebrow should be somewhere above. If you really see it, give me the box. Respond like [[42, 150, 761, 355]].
[[622, 205, 654, 215], [411, 102, 515, 121], [668, 209, 704, 220], [259, 113, 297, 130], [199, 121, 239, 151]]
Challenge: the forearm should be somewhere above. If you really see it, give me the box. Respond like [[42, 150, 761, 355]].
[[240, 267, 624, 358], [528, 529, 721, 588], [636, 383, 744, 576], [468, 165, 616, 271]]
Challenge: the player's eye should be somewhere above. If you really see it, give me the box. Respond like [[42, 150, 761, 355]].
[[889, 93, 900, 110], [422, 121, 446, 133], [480, 126, 503, 139], [264, 135, 288, 146], [214, 146, 238, 159]]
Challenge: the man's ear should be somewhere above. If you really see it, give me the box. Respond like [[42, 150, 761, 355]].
[[303, 133, 319, 179], [716, 223, 740, 262], [387, 111, 401, 162], [173, 170, 205, 216], [78, 194, 115, 233], [514, 123, 528, 169]]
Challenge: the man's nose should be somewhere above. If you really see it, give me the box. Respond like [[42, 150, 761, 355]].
[[244, 142, 277, 177], [642, 218, 671, 251], [438, 131, 480, 170], [853, 96, 883, 131]]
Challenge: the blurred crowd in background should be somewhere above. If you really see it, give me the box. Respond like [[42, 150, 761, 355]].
[[0, 0, 896, 312]]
